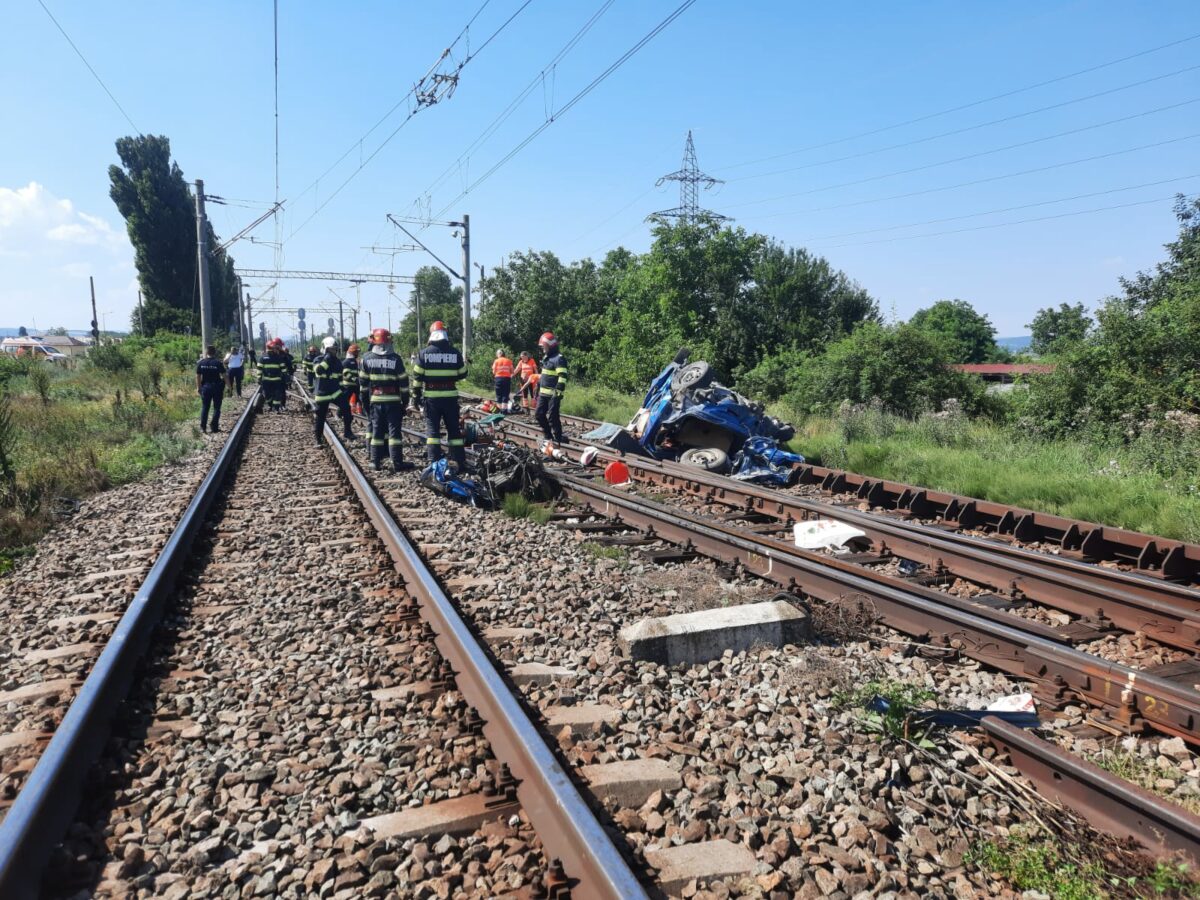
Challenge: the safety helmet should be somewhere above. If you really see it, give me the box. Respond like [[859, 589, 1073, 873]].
[[430, 320, 446, 333], [371, 327, 392, 344], [538, 331, 558, 352], [347, 343, 360, 354], [268, 337, 282, 350], [429, 320, 448, 342], [321, 336, 337, 350]]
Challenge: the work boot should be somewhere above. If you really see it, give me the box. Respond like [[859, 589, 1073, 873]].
[[395, 460, 415, 472]]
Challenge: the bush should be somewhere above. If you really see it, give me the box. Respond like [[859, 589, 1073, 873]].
[[88, 342, 134, 374], [26, 365, 52, 406], [769, 322, 990, 417]]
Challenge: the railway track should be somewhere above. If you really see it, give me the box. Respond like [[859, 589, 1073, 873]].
[[0, 393, 643, 899], [480, 409, 1200, 735], [4, 388, 1200, 895], [466, 395, 1200, 587]]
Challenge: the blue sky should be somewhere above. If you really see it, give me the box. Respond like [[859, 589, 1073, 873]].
[[2, 0, 1198, 339]]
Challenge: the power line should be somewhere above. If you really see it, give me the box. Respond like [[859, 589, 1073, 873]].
[[787, 174, 1200, 241], [815, 194, 1190, 250], [36, 0, 140, 134], [431, 0, 699, 219], [742, 133, 1200, 220], [718, 31, 1200, 173], [417, 0, 616, 204], [722, 97, 1200, 211], [284, 0, 533, 243], [727, 63, 1200, 184], [581, 133, 1200, 254]]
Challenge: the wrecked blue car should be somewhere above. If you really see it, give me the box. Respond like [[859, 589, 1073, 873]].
[[585, 350, 804, 484]]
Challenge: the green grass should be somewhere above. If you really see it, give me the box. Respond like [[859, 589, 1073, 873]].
[[582, 541, 627, 561], [789, 411, 1200, 543], [1089, 748, 1200, 816], [0, 356, 203, 554], [969, 829, 1200, 899], [500, 493, 555, 523], [833, 678, 938, 743]]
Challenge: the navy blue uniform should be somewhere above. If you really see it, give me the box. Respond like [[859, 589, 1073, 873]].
[[259, 350, 287, 410], [312, 350, 345, 444], [412, 340, 468, 467], [360, 347, 411, 470], [536, 350, 568, 444], [196, 356, 226, 432]]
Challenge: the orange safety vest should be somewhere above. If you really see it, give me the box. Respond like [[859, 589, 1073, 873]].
[[515, 358, 538, 381], [492, 356, 514, 378]]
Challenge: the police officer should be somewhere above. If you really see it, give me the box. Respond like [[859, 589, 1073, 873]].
[[359, 327, 412, 471], [311, 336, 345, 446], [412, 320, 468, 468], [196, 345, 226, 432], [259, 338, 287, 412], [302, 345, 319, 389], [536, 331, 568, 445]]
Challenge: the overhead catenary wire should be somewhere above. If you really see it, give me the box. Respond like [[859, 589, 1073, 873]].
[[284, 0, 534, 243], [417, 0, 617, 204], [718, 31, 1200, 173], [36, 0, 140, 134], [430, 0, 699, 220], [727, 63, 1200, 184]]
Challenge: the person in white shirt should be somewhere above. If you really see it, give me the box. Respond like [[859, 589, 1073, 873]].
[[224, 346, 246, 397]]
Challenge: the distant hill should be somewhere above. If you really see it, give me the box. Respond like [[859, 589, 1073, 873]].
[[997, 335, 1031, 352]]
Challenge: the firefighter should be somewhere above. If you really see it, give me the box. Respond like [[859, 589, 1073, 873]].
[[280, 342, 296, 409], [536, 331, 567, 444], [515, 350, 539, 412], [259, 338, 287, 412], [311, 336, 345, 446], [412, 320, 468, 468], [196, 344, 226, 432], [342, 342, 363, 419], [492, 348, 514, 409], [302, 345, 319, 389], [359, 327, 412, 471]]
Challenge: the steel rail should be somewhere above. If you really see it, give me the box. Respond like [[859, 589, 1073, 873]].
[[552, 472, 1200, 744], [318, 420, 648, 900], [0, 392, 260, 899], [488, 415, 1200, 652], [466, 397, 1200, 584], [983, 716, 1200, 864]]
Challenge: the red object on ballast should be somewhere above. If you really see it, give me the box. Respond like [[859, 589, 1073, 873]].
[[604, 461, 630, 486]]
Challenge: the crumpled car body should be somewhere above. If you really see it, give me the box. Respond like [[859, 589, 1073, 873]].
[[588, 352, 803, 483]]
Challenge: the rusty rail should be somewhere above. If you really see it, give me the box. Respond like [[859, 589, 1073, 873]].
[[488, 415, 1200, 653], [320, 420, 648, 900], [983, 716, 1200, 865], [552, 471, 1200, 744]]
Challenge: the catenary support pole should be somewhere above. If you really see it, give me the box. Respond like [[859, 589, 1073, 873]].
[[460, 214, 471, 357], [194, 180, 214, 348]]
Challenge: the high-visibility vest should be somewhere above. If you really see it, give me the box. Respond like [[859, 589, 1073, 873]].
[[492, 357, 514, 378]]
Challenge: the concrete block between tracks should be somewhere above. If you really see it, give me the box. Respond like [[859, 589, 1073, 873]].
[[618, 599, 810, 666], [545, 703, 622, 736], [362, 793, 517, 840], [581, 758, 682, 807], [645, 839, 757, 892]]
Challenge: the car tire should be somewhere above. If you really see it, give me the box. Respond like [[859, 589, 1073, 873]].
[[681, 447, 729, 472], [671, 361, 715, 396]]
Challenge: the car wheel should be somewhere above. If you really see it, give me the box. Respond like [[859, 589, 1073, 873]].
[[681, 447, 729, 472], [671, 361, 714, 396]]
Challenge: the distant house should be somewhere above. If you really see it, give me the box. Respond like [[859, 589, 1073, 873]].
[[952, 363, 1056, 384]]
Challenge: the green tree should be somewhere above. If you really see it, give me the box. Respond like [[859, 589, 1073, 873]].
[[908, 299, 1002, 363], [108, 135, 238, 335], [780, 321, 988, 416], [16, 327, 27, 337], [1027, 302, 1092, 355], [394, 266, 463, 355], [1019, 196, 1200, 434]]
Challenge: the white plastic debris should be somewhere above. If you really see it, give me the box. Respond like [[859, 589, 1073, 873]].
[[793, 519, 868, 551], [986, 692, 1036, 713]]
